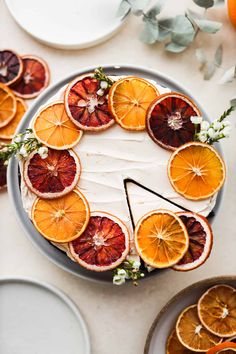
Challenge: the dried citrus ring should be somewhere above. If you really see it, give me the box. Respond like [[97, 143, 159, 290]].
[[173, 212, 213, 272], [207, 342, 236, 354], [146, 92, 201, 150], [65, 74, 114, 131], [24, 148, 81, 199], [134, 209, 189, 268], [32, 189, 90, 243], [69, 211, 130, 272], [0, 83, 17, 128], [228, 0, 236, 28], [0, 98, 27, 140], [108, 76, 159, 130], [198, 285, 236, 338], [12, 55, 50, 99], [227, 337, 236, 344], [176, 305, 222, 352], [0, 157, 7, 189], [166, 329, 194, 354], [0, 50, 23, 86], [32, 101, 82, 150], [168, 142, 226, 200]]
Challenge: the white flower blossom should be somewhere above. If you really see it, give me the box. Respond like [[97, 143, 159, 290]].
[[4, 160, 8, 166], [201, 121, 210, 131], [222, 125, 231, 137], [198, 131, 208, 142], [97, 89, 104, 96], [24, 132, 35, 141], [208, 128, 217, 139], [117, 269, 127, 278], [113, 274, 126, 285], [212, 121, 222, 131], [19, 146, 28, 158], [222, 121, 231, 127], [190, 116, 202, 125], [100, 81, 108, 90], [14, 135, 22, 143], [38, 146, 48, 159], [1, 147, 8, 153]]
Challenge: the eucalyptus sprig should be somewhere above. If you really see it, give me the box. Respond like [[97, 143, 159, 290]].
[[113, 257, 145, 286]]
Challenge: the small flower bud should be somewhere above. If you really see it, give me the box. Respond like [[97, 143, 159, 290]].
[[190, 116, 202, 125], [113, 275, 126, 285], [208, 128, 217, 139], [14, 135, 22, 143], [201, 121, 210, 131], [19, 146, 28, 157], [198, 132, 208, 143], [97, 89, 104, 96], [117, 269, 127, 278], [212, 120, 222, 131], [38, 146, 48, 159]]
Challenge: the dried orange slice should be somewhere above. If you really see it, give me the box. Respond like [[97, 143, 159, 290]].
[[0, 83, 17, 128], [167, 329, 194, 354], [228, 0, 236, 28], [198, 285, 236, 338], [33, 102, 82, 150], [32, 189, 90, 243], [0, 50, 23, 86], [176, 305, 222, 352], [108, 76, 159, 130], [0, 98, 27, 140], [207, 342, 236, 354], [134, 209, 189, 268], [168, 142, 226, 200]]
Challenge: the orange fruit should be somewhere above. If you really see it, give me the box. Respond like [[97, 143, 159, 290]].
[[32, 101, 83, 150], [198, 285, 236, 338], [108, 76, 159, 130], [207, 342, 236, 354], [0, 98, 27, 140], [0, 50, 23, 86], [168, 142, 226, 200], [227, 0, 236, 28], [0, 83, 16, 128], [32, 189, 90, 243], [134, 209, 189, 268], [176, 305, 222, 352], [166, 329, 194, 354]]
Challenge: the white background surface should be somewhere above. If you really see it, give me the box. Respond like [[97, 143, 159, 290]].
[[1, 1, 236, 353]]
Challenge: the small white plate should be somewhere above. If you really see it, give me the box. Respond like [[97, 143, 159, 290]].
[[5, 0, 126, 49]]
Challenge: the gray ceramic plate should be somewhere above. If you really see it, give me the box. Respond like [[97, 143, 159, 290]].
[[0, 277, 90, 354], [7, 65, 224, 283], [144, 276, 236, 354]]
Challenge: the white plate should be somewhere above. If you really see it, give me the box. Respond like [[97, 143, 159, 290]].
[[5, 0, 126, 49]]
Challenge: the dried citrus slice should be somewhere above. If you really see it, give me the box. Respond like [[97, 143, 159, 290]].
[[24, 148, 81, 199], [12, 55, 50, 99], [227, 337, 236, 344], [0, 50, 23, 86], [168, 142, 226, 200], [69, 211, 130, 272], [32, 102, 82, 150], [146, 92, 201, 150], [167, 329, 194, 354], [176, 305, 222, 352], [134, 209, 189, 268], [32, 189, 90, 243], [65, 74, 114, 131], [228, 0, 236, 28], [0, 98, 27, 140], [198, 285, 236, 338], [108, 76, 159, 130], [0, 158, 7, 189], [0, 83, 17, 128], [173, 212, 213, 271], [207, 342, 236, 354]]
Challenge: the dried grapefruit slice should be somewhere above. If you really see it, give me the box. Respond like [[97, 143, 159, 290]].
[[0, 50, 23, 86], [198, 285, 236, 338], [12, 55, 50, 99], [134, 209, 189, 268], [24, 148, 81, 199], [69, 211, 130, 272], [32, 102, 83, 150], [0, 83, 17, 128], [32, 189, 90, 243], [0, 98, 27, 140], [108, 76, 159, 130], [168, 142, 226, 200], [173, 212, 213, 271], [167, 329, 194, 354], [207, 342, 236, 354], [176, 305, 222, 352], [0, 158, 7, 189], [65, 74, 114, 131]]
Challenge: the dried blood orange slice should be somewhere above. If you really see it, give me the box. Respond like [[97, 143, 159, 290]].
[[176, 305, 222, 352], [0, 50, 23, 86], [32, 189, 90, 243], [108, 76, 159, 130], [69, 211, 130, 272], [134, 209, 189, 268], [173, 212, 213, 272], [0, 158, 7, 189], [24, 148, 81, 199], [0, 98, 27, 140], [12, 55, 50, 99], [32, 102, 83, 150], [146, 92, 201, 150], [0, 83, 17, 128], [167, 329, 194, 354], [65, 74, 114, 131], [207, 342, 236, 354], [168, 142, 226, 200], [198, 285, 236, 338]]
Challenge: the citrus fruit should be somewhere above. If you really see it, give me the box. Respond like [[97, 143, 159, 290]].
[[168, 142, 226, 200], [12, 55, 50, 99], [173, 212, 213, 271], [198, 285, 236, 338], [0, 83, 17, 128], [0, 50, 23, 86], [207, 342, 236, 354], [32, 102, 83, 150], [167, 329, 194, 354], [69, 211, 130, 272], [228, 337, 236, 344], [176, 305, 222, 352], [134, 209, 189, 268], [0, 158, 7, 189], [24, 148, 81, 199], [108, 76, 159, 130], [146, 92, 201, 150], [32, 189, 90, 243], [227, 0, 236, 28], [0, 98, 27, 140], [65, 74, 114, 131]]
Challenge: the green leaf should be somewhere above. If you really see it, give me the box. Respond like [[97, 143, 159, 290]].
[[214, 44, 223, 66], [193, 0, 214, 8], [214, 0, 225, 7], [146, 0, 166, 18], [220, 66, 236, 84], [116, 0, 131, 18], [195, 48, 207, 70], [130, 0, 150, 15], [230, 96, 236, 107], [139, 19, 159, 44], [157, 18, 173, 41], [187, 8, 203, 20], [171, 15, 195, 46], [194, 19, 222, 33], [203, 62, 216, 80], [165, 42, 187, 53]]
